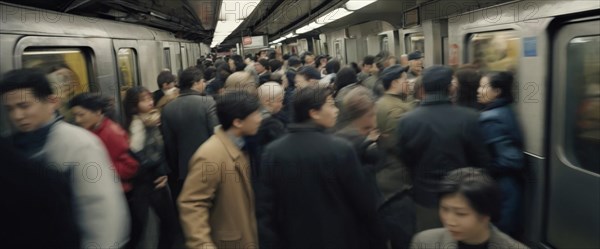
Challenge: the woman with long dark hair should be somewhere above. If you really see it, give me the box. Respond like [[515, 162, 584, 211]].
[[452, 65, 483, 110], [69, 93, 139, 193], [123, 86, 180, 249]]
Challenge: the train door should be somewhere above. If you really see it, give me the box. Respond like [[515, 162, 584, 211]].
[[112, 40, 141, 107], [547, 17, 600, 249], [345, 38, 358, 66], [180, 43, 188, 71]]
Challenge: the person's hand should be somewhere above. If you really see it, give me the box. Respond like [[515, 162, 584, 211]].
[[367, 129, 380, 142], [154, 175, 168, 189]]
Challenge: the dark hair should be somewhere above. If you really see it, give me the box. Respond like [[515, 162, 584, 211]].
[[350, 62, 360, 74], [230, 55, 246, 72], [0, 69, 54, 99], [484, 71, 515, 103], [157, 71, 176, 89], [363, 55, 375, 66], [268, 59, 283, 72], [68, 93, 116, 121], [204, 66, 217, 81], [438, 167, 501, 222], [293, 86, 332, 123], [315, 55, 325, 68], [215, 91, 261, 130], [179, 67, 204, 90], [245, 53, 254, 61], [297, 66, 321, 81], [380, 65, 408, 90], [325, 60, 341, 75], [123, 86, 151, 130], [455, 66, 482, 109], [257, 58, 270, 71], [283, 54, 291, 61], [334, 67, 358, 92], [288, 56, 302, 67]]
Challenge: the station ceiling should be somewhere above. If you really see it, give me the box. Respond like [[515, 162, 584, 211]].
[[5, 0, 424, 46]]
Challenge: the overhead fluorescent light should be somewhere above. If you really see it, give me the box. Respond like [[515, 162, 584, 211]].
[[210, 0, 262, 48], [315, 8, 352, 24], [345, 0, 377, 11]]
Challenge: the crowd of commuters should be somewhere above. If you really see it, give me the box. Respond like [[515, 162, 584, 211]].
[[0, 48, 529, 249]]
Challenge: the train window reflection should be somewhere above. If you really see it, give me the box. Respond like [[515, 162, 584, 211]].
[[381, 36, 389, 52], [566, 35, 600, 174], [406, 33, 424, 54], [468, 31, 520, 73], [117, 48, 139, 98], [163, 48, 172, 70], [22, 48, 91, 121]]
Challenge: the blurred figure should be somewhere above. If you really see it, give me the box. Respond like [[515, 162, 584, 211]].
[[334, 87, 382, 202], [205, 63, 232, 96], [410, 168, 529, 249], [153, 71, 177, 104], [320, 59, 341, 87], [303, 52, 316, 67], [350, 62, 361, 74], [295, 66, 322, 89], [358, 55, 376, 82], [252, 82, 287, 175], [400, 54, 409, 67], [477, 72, 524, 237], [407, 51, 424, 80], [413, 76, 425, 103], [375, 65, 416, 249], [396, 65, 490, 232], [224, 71, 258, 94], [333, 67, 362, 130], [364, 52, 389, 98], [256, 58, 272, 85], [315, 55, 328, 75], [69, 93, 139, 193], [257, 86, 386, 249], [229, 54, 246, 72], [161, 67, 219, 200], [0, 69, 129, 248], [124, 86, 181, 249], [0, 138, 79, 248], [452, 65, 483, 110], [269, 72, 289, 88], [178, 91, 262, 249], [280, 56, 303, 124]]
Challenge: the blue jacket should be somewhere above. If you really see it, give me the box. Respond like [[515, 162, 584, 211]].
[[479, 99, 524, 175], [479, 98, 524, 235]]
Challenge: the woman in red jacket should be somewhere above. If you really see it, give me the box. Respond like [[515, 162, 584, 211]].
[[69, 93, 139, 192]]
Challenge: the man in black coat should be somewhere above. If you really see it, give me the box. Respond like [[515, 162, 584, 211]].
[[396, 65, 490, 232], [161, 67, 219, 199], [257, 86, 386, 249], [153, 70, 176, 104]]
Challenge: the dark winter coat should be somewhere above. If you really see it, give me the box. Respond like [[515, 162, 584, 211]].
[[396, 93, 491, 208], [160, 89, 219, 181], [257, 123, 386, 249], [479, 98, 524, 235]]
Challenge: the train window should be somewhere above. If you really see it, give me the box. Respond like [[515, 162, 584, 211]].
[[117, 48, 139, 98], [163, 48, 172, 70], [22, 48, 92, 121], [468, 31, 520, 73], [406, 33, 425, 54], [381, 36, 389, 52], [565, 35, 600, 174]]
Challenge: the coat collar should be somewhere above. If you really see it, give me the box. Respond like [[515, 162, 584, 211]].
[[482, 98, 511, 111], [440, 225, 517, 248], [288, 122, 326, 133], [214, 126, 243, 160], [421, 92, 452, 106], [178, 89, 204, 97]]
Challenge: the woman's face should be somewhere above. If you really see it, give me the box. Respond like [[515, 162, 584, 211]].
[[71, 106, 103, 130], [439, 193, 490, 244], [311, 95, 338, 128], [477, 76, 500, 104], [137, 92, 154, 114]]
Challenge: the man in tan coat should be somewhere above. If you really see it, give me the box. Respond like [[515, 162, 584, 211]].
[[178, 91, 263, 249]]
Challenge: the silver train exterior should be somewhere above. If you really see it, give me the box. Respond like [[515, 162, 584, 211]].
[[302, 1, 598, 248], [0, 2, 210, 133]]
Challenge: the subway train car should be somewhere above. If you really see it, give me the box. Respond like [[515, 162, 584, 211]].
[[0, 2, 210, 133], [305, 1, 598, 248]]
